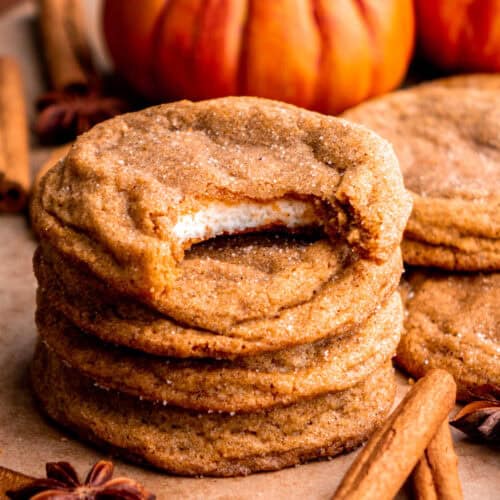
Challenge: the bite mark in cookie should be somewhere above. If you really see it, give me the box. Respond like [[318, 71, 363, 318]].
[[31, 97, 411, 306]]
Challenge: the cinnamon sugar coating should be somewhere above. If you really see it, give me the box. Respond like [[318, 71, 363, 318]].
[[29, 96, 408, 476], [35, 242, 402, 357], [31, 97, 411, 307], [31, 344, 396, 477], [36, 292, 402, 413], [343, 87, 500, 271], [39, 231, 342, 331]]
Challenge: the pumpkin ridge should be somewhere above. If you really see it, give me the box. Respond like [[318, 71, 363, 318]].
[[462, 0, 495, 68], [150, 0, 174, 100], [310, 0, 327, 112], [352, 0, 378, 97], [236, 0, 252, 95], [188, 0, 207, 99]]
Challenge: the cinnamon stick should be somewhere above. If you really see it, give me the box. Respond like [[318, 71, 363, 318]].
[[332, 369, 457, 500], [38, 0, 93, 92], [36, 0, 128, 143], [411, 421, 463, 500], [0, 57, 30, 213], [412, 453, 437, 500]]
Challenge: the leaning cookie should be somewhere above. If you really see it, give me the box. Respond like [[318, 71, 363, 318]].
[[31, 97, 411, 317], [31, 343, 396, 477], [418, 73, 500, 91], [343, 86, 500, 271], [36, 291, 402, 413], [35, 242, 402, 358], [397, 269, 500, 402]]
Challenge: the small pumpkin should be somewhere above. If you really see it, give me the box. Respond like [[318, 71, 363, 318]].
[[103, 0, 415, 114], [415, 0, 500, 72]]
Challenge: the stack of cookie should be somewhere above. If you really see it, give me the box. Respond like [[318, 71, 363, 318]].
[[31, 97, 411, 476], [344, 76, 500, 402]]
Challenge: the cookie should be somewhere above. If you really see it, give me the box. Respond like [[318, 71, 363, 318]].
[[418, 73, 500, 91], [343, 87, 500, 271], [31, 97, 411, 318], [36, 291, 402, 413], [31, 343, 396, 477], [402, 238, 499, 271], [39, 230, 343, 332], [397, 269, 500, 402], [35, 243, 402, 357]]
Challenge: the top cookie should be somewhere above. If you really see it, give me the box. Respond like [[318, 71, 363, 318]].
[[31, 97, 411, 303], [343, 87, 500, 270]]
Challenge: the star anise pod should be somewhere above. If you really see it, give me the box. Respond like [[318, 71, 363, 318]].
[[450, 400, 500, 442], [35, 87, 128, 144], [6, 460, 155, 499]]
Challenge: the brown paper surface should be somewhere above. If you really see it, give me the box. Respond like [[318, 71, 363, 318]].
[[0, 3, 497, 499]]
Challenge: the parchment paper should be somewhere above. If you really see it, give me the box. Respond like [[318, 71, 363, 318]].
[[0, 3, 497, 499]]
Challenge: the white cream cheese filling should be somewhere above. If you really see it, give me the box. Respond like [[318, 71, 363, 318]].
[[172, 199, 318, 244]]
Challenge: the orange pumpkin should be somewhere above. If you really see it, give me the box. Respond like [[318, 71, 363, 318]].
[[415, 0, 500, 72], [103, 0, 415, 114]]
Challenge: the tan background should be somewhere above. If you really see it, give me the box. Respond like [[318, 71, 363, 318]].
[[0, 2, 498, 498]]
